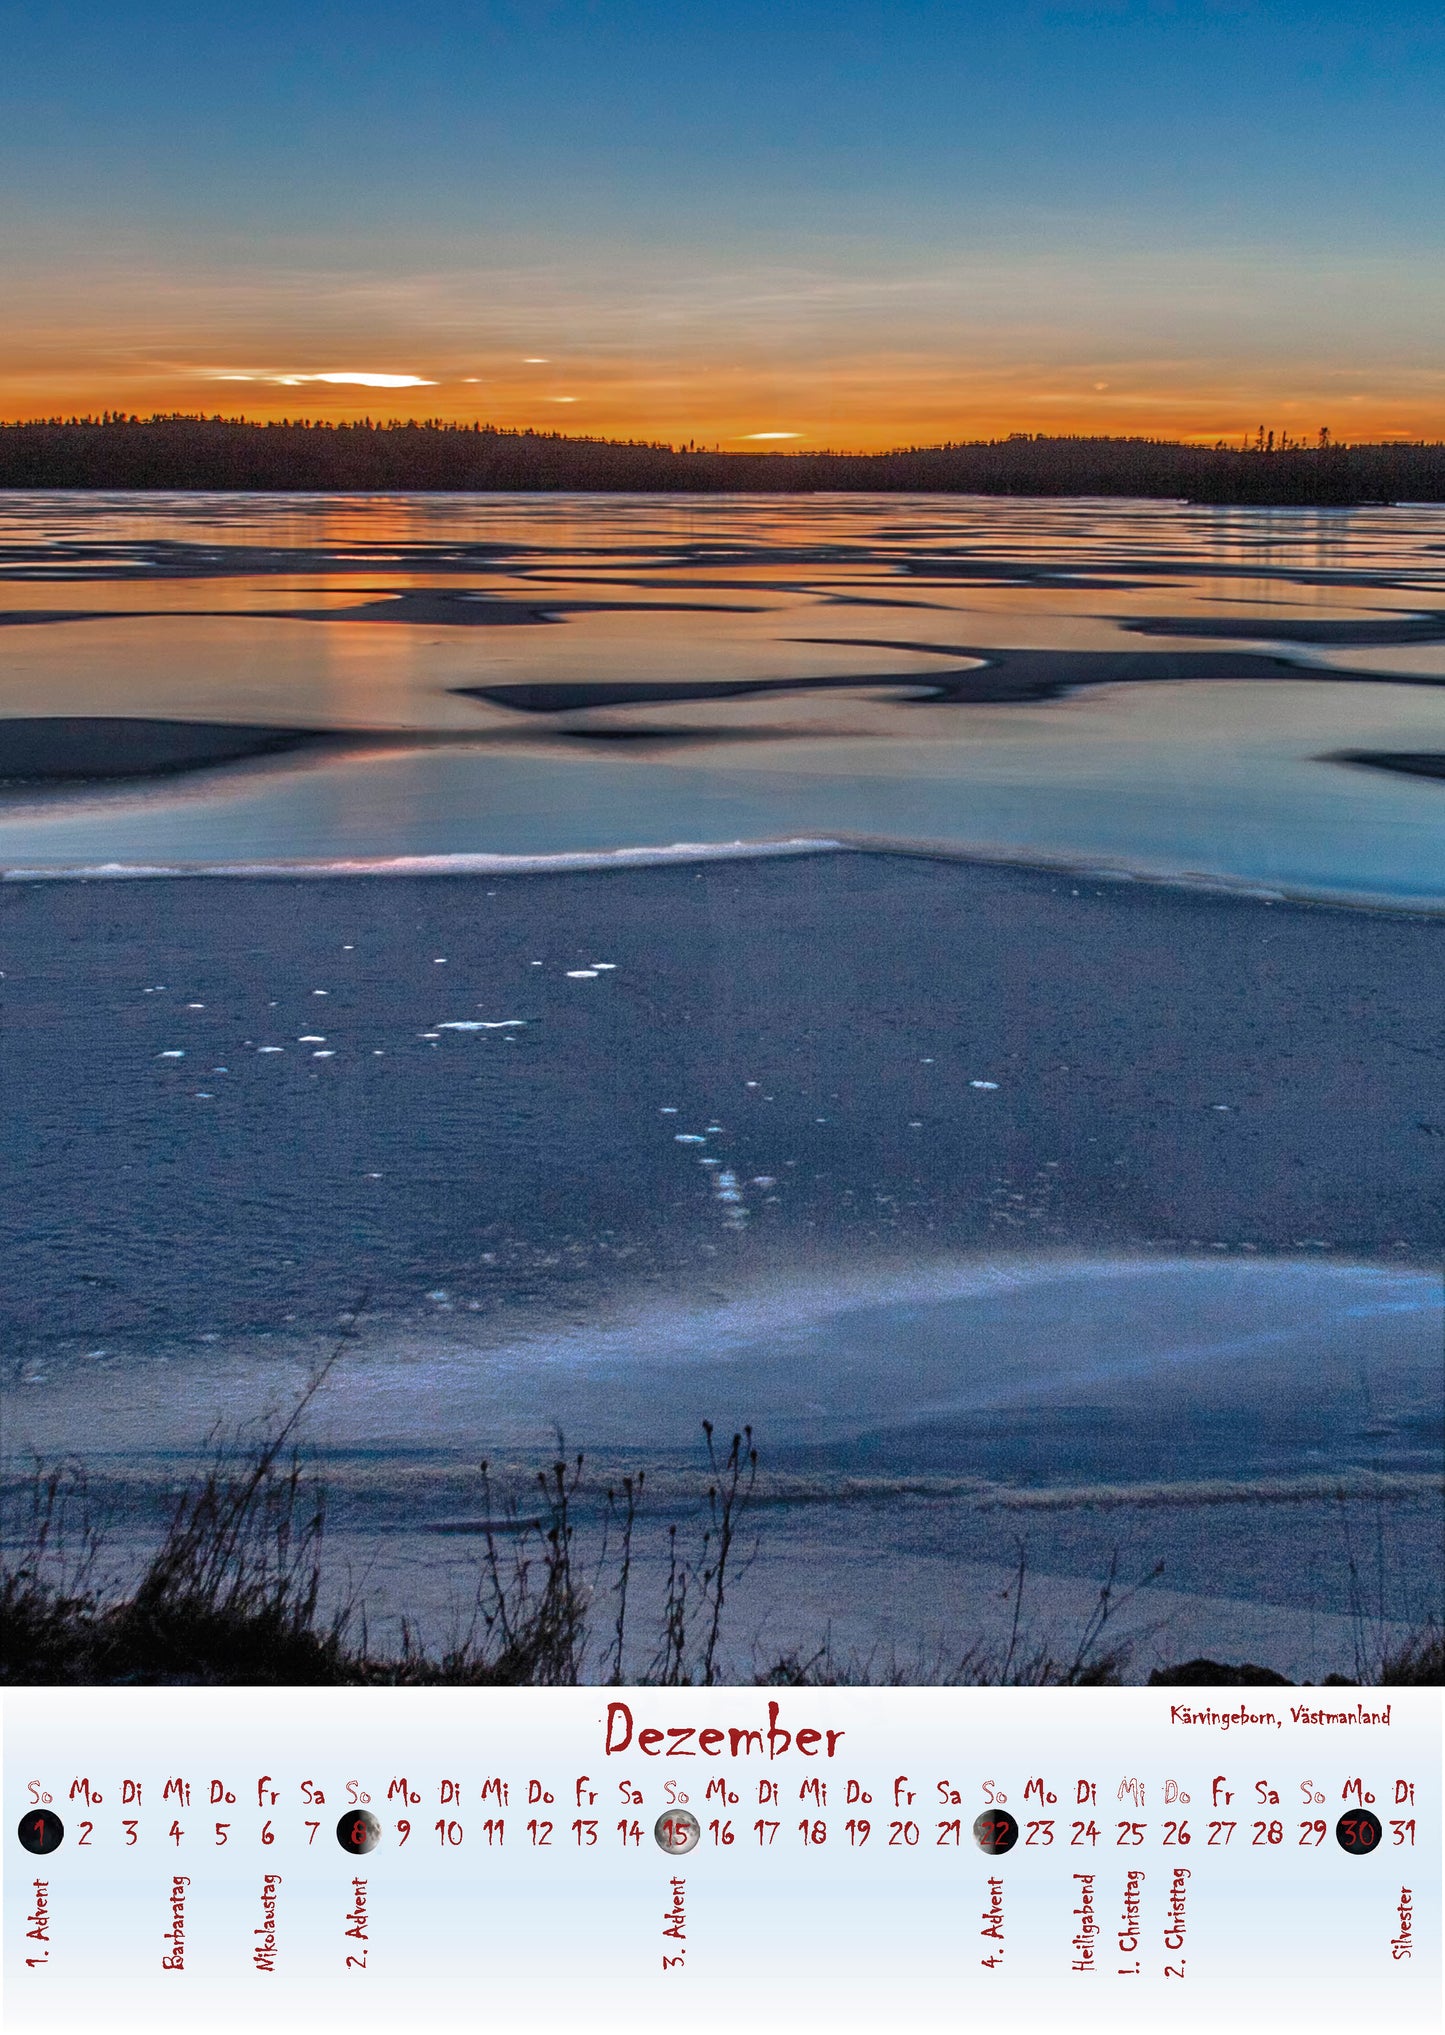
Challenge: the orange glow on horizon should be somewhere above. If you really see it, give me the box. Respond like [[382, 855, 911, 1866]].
[[3, 358, 1442, 451], [4, 402, 1442, 452]]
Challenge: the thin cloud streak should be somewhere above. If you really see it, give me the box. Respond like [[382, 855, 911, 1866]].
[[198, 369, 437, 387]]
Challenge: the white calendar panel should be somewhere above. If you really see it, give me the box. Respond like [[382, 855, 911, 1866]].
[[4, 1686, 1439, 2033]]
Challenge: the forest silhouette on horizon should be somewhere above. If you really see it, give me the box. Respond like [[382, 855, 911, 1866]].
[[3, 415, 1444, 503]]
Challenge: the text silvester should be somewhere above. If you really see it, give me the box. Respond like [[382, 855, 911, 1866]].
[[605, 1701, 845, 1759]]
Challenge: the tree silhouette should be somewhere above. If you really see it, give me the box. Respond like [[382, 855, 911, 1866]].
[[0, 416, 1438, 503]]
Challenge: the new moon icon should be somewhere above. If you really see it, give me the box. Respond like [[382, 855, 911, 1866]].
[[337, 1810, 381, 1855], [1335, 1810, 1382, 1855], [654, 1810, 701, 1855], [17, 1810, 65, 1855], [973, 1810, 1019, 1855]]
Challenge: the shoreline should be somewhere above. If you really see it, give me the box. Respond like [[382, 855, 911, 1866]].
[[6, 833, 1445, 916], [4, 426, 1444, 506], [7, 1424, 1439, 1684]]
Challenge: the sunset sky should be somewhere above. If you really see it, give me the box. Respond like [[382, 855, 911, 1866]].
[[2, 1, 1443, 447]]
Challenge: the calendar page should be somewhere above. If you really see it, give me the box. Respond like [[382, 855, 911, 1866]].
[[5, 30, 1445, 2020]]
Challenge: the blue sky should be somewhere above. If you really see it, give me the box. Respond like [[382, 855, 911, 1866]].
[[3, 1, 1442, 441]]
